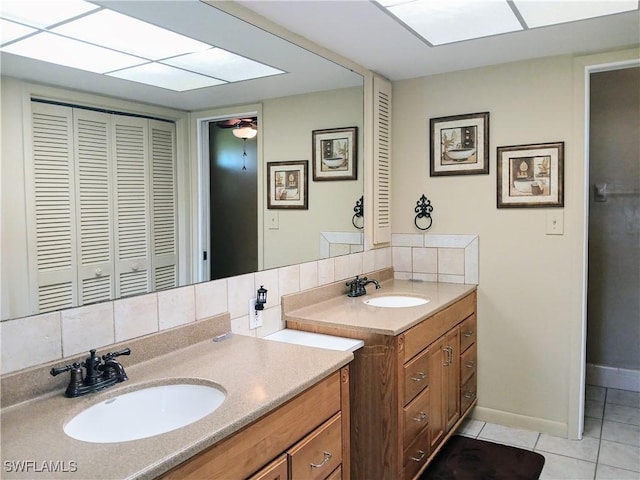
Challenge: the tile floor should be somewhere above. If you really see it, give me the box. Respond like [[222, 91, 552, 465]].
[[457, 386, 640, 479]]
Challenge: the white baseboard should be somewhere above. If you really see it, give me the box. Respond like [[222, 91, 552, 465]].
[[586, 363, 640, 392], [470, 406, 568, 438]]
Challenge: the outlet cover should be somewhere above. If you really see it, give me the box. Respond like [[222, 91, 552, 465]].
[[248, 298, 263, 329]]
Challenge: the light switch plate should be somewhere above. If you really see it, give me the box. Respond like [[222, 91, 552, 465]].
[[267, 212, 279, 230], [546, 211, 564, 235]]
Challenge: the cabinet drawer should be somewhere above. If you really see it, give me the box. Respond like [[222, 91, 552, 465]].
[[460, 372, 477, 414], [288, 412, 342, 480], [249, 454, 288, 480], [403, 425, 430, 480], [459, 314, 477, 353], [326, 465, 342, 480], [403, 386, 430, 449], [460, 343, 477, 385], [403, 348, 430, 404], [404, 291, 476, 361]]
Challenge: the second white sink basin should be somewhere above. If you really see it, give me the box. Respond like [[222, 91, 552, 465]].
[[363, 295, 429, 308], [64, 383, 226, 443]]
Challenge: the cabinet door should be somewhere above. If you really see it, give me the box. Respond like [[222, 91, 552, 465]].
[[426, 337, 445, 451], [444, 328, 460, 432]]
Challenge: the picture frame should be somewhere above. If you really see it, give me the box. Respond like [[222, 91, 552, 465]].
[[312, 126, 358, 181], [267, 160, 308, 210], [430, 112, 490, 176], [496, 142, 564, 208]]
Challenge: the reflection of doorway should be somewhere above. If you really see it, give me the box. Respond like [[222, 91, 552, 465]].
[[208, 119, 258, 280]]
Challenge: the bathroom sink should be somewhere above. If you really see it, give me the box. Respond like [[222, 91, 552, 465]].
[[64, 383, 226, 443], [363, 295, 429, 308]]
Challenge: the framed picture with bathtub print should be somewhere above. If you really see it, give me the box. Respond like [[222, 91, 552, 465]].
[[430, 112, 490, 176], [267, 160, 308, 210], [496, 142, 564, 208]]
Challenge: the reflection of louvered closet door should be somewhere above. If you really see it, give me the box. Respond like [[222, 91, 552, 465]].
[[113, 116, 151, 297], [75, 109, 114, 305], [29, 102, 77, 313], [28, 101, 177, 314]]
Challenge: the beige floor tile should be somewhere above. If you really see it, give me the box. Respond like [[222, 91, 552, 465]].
[[536, 434, 600, 462], [538, 451, 596, 480], [587, 385, 607, 402], [457, 418, 484, 437], [595, 464, 640, 479], [608, 389, 640, 408], [586, 399, 605, 419], [605, 404, 640, 427], [598, 439, 640, 473], [478, 422, 539, 449], [602, 420, 640, 447], [584, 416, 603, 439]]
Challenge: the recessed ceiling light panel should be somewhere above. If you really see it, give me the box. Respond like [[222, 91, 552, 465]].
[[2, 32, 146, 73], [513, 0, 639, 28], [382, 0, 523, 45], [108, 63, 227, 91], [1, 18, 37, 45], [52, 9, 211, 60], [163, 48, 284, 82], [0, 0, 99, 28]]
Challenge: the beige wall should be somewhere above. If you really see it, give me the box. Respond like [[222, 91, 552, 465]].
[[392, 48, 640, 438], [262, 87, 364, 269]]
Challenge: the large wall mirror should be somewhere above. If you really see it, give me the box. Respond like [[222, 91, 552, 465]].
[[0, 0, 364, 321]]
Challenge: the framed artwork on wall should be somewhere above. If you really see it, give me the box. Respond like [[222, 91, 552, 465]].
[[267, 160, 308, 209], [496, 141, 564, 208], [312, 126, 358, 181], [430, 112, 490, 176]]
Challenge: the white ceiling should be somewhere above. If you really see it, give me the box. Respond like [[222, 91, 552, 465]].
[[1, 1, 638, 110], [238, 0, 640, 81]]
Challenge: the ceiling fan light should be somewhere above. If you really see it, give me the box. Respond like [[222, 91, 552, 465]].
[[233, 126, 257, 139]]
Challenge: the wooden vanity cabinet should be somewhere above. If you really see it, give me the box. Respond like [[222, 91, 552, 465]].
[[160, 367, 350, 480], [288, 290, 477, 480]]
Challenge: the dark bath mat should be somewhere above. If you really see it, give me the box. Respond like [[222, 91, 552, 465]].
[[420, 435, 545, 480]]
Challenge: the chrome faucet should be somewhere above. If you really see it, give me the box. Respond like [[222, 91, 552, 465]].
[[50, 348, 130, 398], [346, 275, 380, 297]]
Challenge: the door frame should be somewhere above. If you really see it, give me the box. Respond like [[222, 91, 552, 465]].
[[572, 52, 639, 439], [194, 106, 263, 283]]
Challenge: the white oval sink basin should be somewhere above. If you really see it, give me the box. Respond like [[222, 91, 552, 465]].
[[64, 383, 225, 443], [363, 295, 429, 308]]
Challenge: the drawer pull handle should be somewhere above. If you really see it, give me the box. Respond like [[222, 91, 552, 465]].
[[411, 372, 427, 382], [464, 330, 474, 337], [410, 450, 426, 462], [412, 411, 428, 422], [464, 391, 476, 399], [465, 361, 475, 368], [310, 451, 332, 469]]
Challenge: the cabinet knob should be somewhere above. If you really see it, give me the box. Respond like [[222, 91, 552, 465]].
[[131, 263, 139, 271], [95, 268, 102, 277], [310, 451, 332, 469]]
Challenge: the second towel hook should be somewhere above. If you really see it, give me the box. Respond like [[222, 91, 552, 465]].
[[414, 194, 434, 231]]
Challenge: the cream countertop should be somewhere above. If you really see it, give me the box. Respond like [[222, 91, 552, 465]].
[[1, 334, 352, 480], [285, 279, 477, 336]]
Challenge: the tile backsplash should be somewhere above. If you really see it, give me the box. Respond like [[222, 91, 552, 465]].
[[0, 234, 478, 376]]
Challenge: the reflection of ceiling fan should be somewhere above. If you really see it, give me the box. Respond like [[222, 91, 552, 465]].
[[215, 117, 258, 140], [215, 117, 257, 130]]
